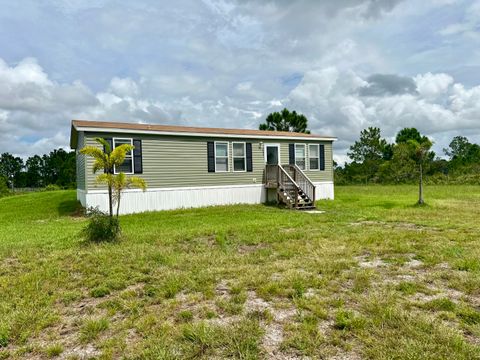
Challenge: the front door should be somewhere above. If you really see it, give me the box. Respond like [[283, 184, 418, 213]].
[[265, 144, 280, 165]]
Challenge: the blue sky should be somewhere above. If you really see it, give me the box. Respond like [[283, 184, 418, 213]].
[[1, 0, 480, 162]]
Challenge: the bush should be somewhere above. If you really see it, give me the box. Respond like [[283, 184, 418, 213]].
[[45, 184, 62, 191], [82, 207, 120, 242]]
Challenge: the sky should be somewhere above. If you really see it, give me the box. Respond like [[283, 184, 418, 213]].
[[1, 0, 480, 164]]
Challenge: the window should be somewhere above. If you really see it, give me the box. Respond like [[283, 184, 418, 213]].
[[309, 144, 319, 170], [232, 142, 246, 172], [295, 144, 306, 170], [215, 142, 229, 172], [113, 138, 133, 174]]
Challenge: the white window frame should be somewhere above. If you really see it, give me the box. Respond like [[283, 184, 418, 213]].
[[113, 137, 134, 175], [214, 141, 229, 173], [308, 144, 320, 171], [264, 143, 281, 164], [294, 143, 306, 170], [232, 142, 247, 172]]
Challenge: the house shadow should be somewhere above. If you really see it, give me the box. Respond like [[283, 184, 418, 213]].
[[58, 199, 85, 217]]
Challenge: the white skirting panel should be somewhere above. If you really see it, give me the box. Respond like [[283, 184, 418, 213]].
[[81, 184, 267, 215], [77, 189, 87, 207], [78, 182, 334, 215], [313, 181, 334, 200]]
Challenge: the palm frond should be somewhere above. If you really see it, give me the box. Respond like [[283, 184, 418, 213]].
[[127, 176, 147, 191], [80, 146, 106, 162], [92, 159, 107, 174], [114, 172, 127, 190], [110, 144, 135, 167], [95, 138, 112, 154], [95, 173, 114, 187]]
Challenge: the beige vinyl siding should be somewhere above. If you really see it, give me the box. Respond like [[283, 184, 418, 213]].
[[278, 142, 333, 182], [76, 131, 86, 190], [84, 132, 333, 189]]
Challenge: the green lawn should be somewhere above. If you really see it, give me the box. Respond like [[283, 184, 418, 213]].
[[1, 186, 480, 359]]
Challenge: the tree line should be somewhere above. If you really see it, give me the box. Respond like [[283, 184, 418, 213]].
[[336, 127, 480, 185], [258, 108, 479, 188], [0, 148, 76, 190]]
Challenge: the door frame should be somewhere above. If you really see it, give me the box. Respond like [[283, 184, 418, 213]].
[[264, 143, 281, 165]]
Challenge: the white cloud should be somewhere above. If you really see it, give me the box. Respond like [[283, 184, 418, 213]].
[[1, 0, 480, 165], [414, 72, 453, 100], [108, 77, 139, 98], [0, 58, 98, 113], [2, 53, 480, 165], [284, 66, 480, 162]]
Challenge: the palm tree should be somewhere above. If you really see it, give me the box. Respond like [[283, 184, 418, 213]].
[[80, 138, 146, 217], [408, 138, 433, 205], [111, 172, 146, 217]]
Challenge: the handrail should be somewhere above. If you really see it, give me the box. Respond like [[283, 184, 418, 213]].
[[278, 165, 300, 189], [277, 164, 300, 208], [265, 164, 301, 188], [265, 164, 316, 208], [292, 164, 315, 188], [284, 164, 316, 202]]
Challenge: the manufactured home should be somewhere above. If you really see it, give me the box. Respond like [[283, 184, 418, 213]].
[[70, 120, 336, 214]]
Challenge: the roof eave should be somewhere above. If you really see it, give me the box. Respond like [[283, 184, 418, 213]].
[[73, 125, 337, 142]]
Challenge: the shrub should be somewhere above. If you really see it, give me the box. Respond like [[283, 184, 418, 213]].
[[45, 184, 62, 191], [82, 207, 120, 242]]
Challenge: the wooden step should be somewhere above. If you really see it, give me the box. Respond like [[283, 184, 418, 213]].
[[295, 205, 316, 210]]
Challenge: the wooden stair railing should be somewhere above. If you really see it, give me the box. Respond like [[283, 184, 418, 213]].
[[285, 164, 316, 205], [266, 164, 315, 209]]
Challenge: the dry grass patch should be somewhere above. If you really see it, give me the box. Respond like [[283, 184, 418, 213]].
[[2, 187, 480, 358]]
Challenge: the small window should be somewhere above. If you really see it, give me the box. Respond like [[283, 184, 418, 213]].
[[113, 138, 133, 174], [232, 142, 246, 172], [295, 144, 306, 170], [215, 142, 229, 172], [309, 144, 319, 170]]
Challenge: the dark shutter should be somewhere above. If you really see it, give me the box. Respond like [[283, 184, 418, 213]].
[[207, 142, 215, 172], [320, 144, 325, 171], [288, 143, 295, 165], [103, 138, 113, 173], [246, 143, 253, 172], [133, 139, 143, 174]]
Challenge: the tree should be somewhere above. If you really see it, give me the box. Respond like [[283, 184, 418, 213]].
[[0, 176, 9, 197], [378, 143, 417, 183], [395, 128, 424, 144], [444, 136, 480, 171], [25, 155, 44, 187], [408, 138, 433, 205], [259, 108, 310, 133], [42, 149, 76, 187], [0, 153, 24, 189], [111, 172, 147, 217], [80, 138, 146, 217], [348, 127, 391, 162], [347, 127, 391, 183]]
